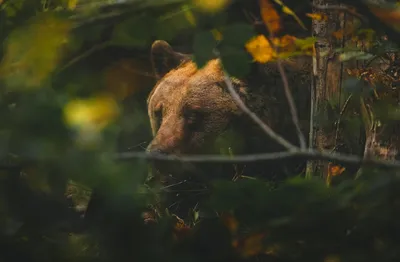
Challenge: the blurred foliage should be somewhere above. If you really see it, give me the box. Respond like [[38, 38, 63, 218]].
[[0, 0, 399, 262]]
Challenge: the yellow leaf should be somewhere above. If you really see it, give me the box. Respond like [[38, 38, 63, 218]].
[[68, 0, 78, 10], [281, 6, 306, 30], [245, 35, 276, 63], [64, 95, 120, 131], [0, 13, 72, 89], [306, 12, 328, 21], [193, 0, 231, 13], [259, 0, 281, 34], [63, 95, 120, 147]]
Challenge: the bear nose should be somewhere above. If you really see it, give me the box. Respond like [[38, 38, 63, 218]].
[[150, 149, 168, 155], [146, 146, 168, 156]]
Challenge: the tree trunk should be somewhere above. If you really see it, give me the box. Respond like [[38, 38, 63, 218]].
[[306, 0, 343, 179]]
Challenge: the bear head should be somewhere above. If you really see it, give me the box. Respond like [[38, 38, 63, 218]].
[[146, 40, 248, 158]]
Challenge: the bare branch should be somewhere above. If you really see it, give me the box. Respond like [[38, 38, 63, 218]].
[[333, 94, 353, 151], [276, 59, 308, 149], [266, 32, 307, 149], [113, 149, 400, 169], [213, 51, 296, 151]]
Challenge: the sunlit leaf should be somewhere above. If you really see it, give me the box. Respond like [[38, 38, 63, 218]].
[[63, 94, 120, 147], [64, 94, 120, 131], [245, 34, 276, 63]]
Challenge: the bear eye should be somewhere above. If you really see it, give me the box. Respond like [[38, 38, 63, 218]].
[[184, 110, 204, 130], [154, 107, 163, 123]]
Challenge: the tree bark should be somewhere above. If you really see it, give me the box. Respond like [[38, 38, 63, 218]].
[[306, 0, 343, 179]]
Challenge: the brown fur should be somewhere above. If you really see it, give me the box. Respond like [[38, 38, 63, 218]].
[[145, 40, 311, 218], [146, 40, 311, 178]]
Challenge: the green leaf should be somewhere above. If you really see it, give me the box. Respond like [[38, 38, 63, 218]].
[[154, 5, 195, 41], [193, 30, 217, 68], [111, 14, 155, 48], [339, 51, 374, 62], [0, 12, 72, 90], [221, 23, 256, 47], [219, 46, 251, 78]]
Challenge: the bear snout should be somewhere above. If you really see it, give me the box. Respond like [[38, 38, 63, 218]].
[[145, 146, 168, 156]]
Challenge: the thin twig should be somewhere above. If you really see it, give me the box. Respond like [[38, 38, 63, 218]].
[[266, 31, 307, 149], [332, 94, 353, 152], [57, 42, 110, 74], [276, 59, 307, 149], [213, 50, 296, 151]]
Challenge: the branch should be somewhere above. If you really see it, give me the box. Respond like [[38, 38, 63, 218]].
[[112, 149, 400, 169], [266, 31, 307, 149], [213, 50, 296, 151], [57, 42, 110, 74], [275, 58, 307, 149]]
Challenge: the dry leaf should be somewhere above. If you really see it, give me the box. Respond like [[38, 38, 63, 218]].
[[368, 4, 400, 31], [259, 0, 281, 34], [328, 163, 346, 177]]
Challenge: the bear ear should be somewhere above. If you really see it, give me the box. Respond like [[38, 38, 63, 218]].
[[150, 40, 191, 79]]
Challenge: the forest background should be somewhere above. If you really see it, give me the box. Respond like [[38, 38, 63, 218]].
[[1, 0, 400, 261]]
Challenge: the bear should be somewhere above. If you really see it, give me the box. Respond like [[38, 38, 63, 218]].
[[145, 40, 311, 219]]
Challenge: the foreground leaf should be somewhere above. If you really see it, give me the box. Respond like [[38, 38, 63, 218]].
[[0, 12, 72, 89]]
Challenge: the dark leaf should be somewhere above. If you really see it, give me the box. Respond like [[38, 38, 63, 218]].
[[219, 46, 251, 78], [193, 30, 217, 68]]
